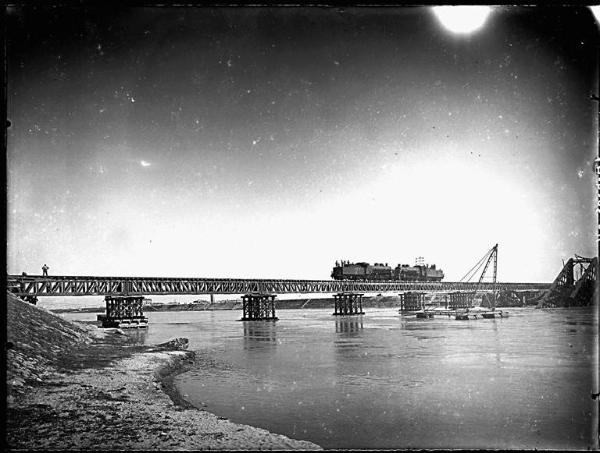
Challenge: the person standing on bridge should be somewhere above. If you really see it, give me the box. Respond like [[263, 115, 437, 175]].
[[42, 264, 49, 276]]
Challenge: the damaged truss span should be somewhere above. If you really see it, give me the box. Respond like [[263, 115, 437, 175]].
[[537, 256, 597, 308]]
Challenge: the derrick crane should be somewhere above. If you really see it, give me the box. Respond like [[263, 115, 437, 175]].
[[459, 244, 498, 309]]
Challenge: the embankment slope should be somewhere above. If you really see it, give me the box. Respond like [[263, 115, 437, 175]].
[[5, 292, 321, 450]]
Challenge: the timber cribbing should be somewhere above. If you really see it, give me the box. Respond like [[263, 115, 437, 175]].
[[6, 275, 551, 297]]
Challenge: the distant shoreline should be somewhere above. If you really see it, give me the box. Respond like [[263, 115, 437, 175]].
[[49, 296, 403, 313], [49, 293, 531, 314]]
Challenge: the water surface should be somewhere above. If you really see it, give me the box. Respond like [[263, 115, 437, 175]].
[[63, 307, 596, 449]]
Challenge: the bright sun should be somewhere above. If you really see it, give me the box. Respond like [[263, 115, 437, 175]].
[[432, 6, 492, 35]]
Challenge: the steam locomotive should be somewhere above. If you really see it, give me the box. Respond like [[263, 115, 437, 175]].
[[331, 260, 444, 282]]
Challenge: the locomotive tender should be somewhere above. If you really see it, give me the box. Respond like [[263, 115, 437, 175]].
[[331, 260, 444, 282]]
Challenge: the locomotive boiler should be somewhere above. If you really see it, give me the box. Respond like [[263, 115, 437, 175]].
[[331, 262, 393, 281], [332, 260, 444, 282]]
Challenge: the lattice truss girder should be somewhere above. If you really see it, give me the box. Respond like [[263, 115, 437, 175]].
[[7, 275, 550, 297]]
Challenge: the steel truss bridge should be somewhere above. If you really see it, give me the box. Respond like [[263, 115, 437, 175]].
[[7, 275, 550, 297]]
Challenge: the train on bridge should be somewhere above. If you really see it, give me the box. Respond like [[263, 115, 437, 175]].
[[331, 260, 444, 282]]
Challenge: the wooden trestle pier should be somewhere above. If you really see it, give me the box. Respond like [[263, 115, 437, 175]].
[[399, 291, 474, 312], [98, 295, 148, 328], [399, 292, 426, 311], [241, 293, 278, 321], [333, 293, 364, 316]]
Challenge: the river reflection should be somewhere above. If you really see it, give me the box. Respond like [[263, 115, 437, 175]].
[[334, 316, 364, 335], [243, 320, 278, 351]]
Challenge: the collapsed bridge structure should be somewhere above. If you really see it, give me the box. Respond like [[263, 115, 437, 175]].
[[536, 255, 597, 308]]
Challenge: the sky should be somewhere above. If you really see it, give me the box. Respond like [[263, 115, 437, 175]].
[[6, 6, 599, 282]]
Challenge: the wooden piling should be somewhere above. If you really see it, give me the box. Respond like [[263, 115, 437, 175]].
[[102, 295, 148, 328], [333, 293, 364, 316], [399, 292, 425, 312], [241, 293, 278, 321]]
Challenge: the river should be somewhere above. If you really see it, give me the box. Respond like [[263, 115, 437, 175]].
[[61, 306, 597, 450]]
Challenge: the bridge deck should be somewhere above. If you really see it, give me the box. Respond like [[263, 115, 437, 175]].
[[7, 275, 550, 297]]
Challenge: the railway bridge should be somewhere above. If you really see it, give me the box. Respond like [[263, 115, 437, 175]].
[[7, 274, 549, 298], [7, 274, 550, 326]]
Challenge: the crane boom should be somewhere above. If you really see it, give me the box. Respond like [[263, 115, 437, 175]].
[[468, 244, 498, 308]]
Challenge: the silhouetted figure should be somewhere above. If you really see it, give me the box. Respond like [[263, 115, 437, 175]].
[[42, 264, 49, 276]]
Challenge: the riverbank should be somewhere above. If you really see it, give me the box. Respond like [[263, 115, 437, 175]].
[[6, 293, 321, 450]]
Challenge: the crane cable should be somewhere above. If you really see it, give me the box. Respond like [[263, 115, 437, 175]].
[[459, 246, 494, 283], [458, 254, 485, 283], [463, 255, 489, 283]]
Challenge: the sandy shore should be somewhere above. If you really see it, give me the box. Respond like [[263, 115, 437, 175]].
[[6, 294, 321, 450]]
